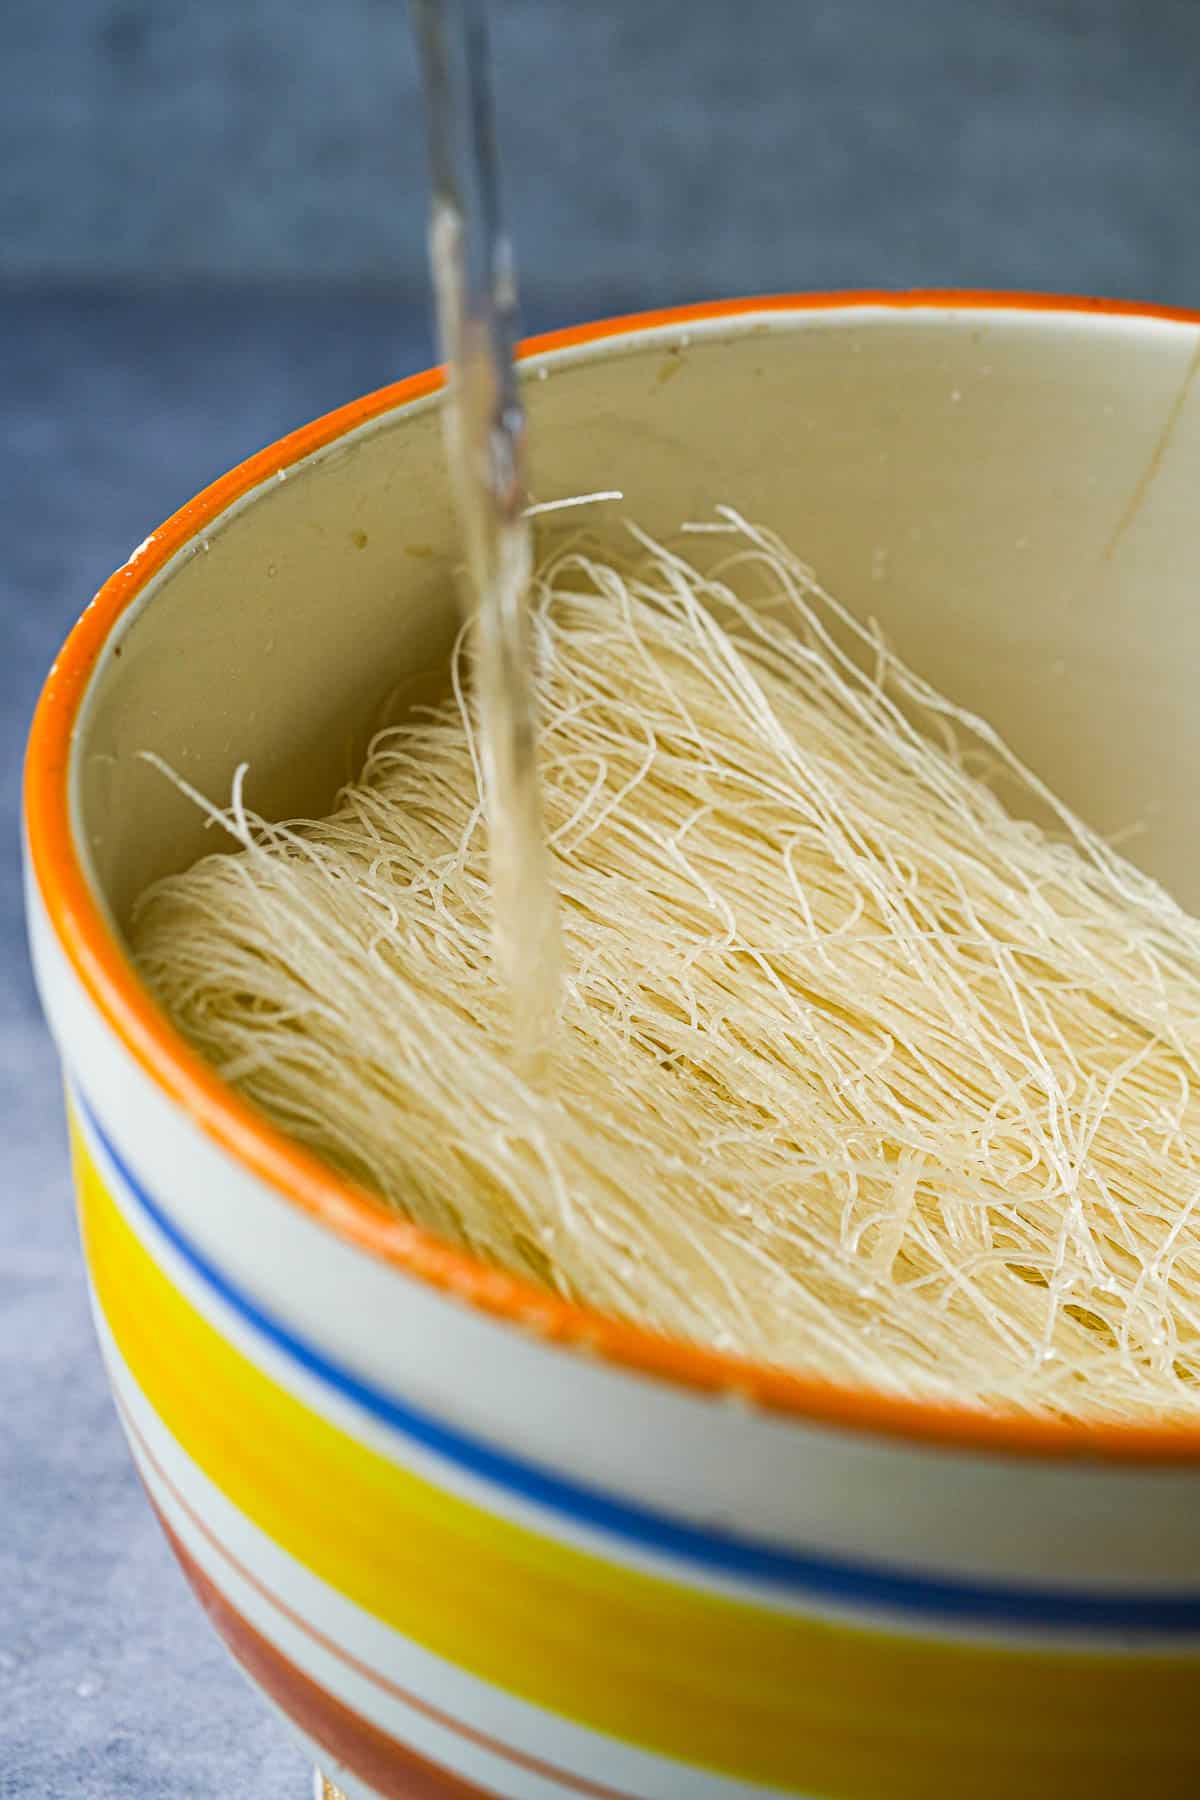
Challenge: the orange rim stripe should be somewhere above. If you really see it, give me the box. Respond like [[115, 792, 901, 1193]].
[[27, 289, 1200, 1461]]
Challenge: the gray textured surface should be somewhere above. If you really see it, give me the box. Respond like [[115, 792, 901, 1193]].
[[0, 290, 547, 1799], [4, 0, 1200, 304]]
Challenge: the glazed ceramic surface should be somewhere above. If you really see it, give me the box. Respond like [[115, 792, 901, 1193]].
[[24, 296, 1200, 1799]]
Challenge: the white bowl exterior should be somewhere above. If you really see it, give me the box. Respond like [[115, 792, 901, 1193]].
[[29, 861, 1200, 1800]]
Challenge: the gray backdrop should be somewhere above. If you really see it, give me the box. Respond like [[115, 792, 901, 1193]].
[[5, 0, 1200, 304], [5, 3, 1200, 1795]]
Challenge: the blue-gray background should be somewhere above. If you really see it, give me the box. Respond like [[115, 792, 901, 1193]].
[[7, 0, 1200, 299], [4, 3, 1200, 1795]]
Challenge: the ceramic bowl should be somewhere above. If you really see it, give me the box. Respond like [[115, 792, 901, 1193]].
[[24, 294, 1200, 1799]]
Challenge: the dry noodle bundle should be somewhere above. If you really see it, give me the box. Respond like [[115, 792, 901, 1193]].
[[133, 512, 1200, 1422]]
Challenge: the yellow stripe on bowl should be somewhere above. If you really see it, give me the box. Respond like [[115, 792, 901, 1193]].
[[72, 1111, 1200, 1797]]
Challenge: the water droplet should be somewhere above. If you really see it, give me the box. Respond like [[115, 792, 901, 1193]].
[[266, 562, 278, 578], [949, 389, 962, 404]]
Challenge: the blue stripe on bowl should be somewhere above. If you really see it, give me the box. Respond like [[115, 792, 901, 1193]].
[[76, 1085, 1200, 1637]]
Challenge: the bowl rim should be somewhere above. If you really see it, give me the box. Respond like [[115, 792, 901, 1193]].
[[26, 286, 1200, 1464]]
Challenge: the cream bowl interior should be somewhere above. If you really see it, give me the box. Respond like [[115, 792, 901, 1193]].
[[74, 302, 1200, 956]]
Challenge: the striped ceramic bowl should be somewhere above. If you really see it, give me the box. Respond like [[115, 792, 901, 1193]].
[[24, 295, 1200, 1799]]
